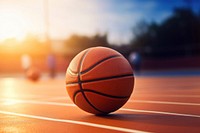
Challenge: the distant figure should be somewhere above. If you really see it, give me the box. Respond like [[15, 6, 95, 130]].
[[21, 54, 32, 73], [129, 52, 142, 74], [47, 54, 56, 78]]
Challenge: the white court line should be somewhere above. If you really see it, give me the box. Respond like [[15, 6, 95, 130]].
[[1, 99, 200, 118], [3, 98, 200, 107], [120, 108, 200, 118], [0, 110, 151, 133], [1, 99, 74, 107], [133, 94, 200, 98], [40, 96, 70, 101], [38, 95, 200, 101], [130, 100, 200, 106]]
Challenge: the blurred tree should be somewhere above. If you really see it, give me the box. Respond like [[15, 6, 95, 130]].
[[130, 7, 200, 58], [63, 33, 109, 56], [21, 34, 50, 55], [0, 34, 49, 55], [131, 21, 159, 56]]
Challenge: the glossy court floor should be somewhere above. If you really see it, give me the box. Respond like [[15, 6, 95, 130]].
[[0, 74, 200, 133]]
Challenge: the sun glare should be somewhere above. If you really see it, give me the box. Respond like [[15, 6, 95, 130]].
[[0, 9, 28, 41]]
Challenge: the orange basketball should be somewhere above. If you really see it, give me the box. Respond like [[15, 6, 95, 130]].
[[66, 47, 134, 115], [26, 67, 40, 81]]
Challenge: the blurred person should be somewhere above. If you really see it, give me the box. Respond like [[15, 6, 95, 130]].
[[21, 54, 32, 73], [47, 53, 56, 78], [129, 52, 142, 74]]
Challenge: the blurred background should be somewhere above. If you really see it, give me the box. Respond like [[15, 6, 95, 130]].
[[0, 0, 200, 78]]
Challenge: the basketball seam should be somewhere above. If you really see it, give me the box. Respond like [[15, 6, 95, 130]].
[[67, 54, 121, 75], [81, 74, 134, 84], [75, 48, 106, 114], [74, 89, 130, 100], [66, 74, 134, 85], [80, 55, 121, 74]]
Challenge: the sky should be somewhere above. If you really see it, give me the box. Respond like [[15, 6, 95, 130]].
[[0, 0, 199, 45]]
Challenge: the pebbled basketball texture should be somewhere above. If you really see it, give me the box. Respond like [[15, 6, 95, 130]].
[[66, 47, 134, 115]]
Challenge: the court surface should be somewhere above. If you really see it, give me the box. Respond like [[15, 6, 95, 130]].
[[0, 74, 200, 133]]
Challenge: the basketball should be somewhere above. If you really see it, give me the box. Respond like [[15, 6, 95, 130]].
[[26, 67, 41, 81], [66, 47, 134, 115]]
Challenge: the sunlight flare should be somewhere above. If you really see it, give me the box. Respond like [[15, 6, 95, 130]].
[[0, 8, 28, 41]]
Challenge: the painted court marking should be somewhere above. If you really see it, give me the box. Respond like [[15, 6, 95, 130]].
[[1, 99, 200, 118], [133, 94, 200, 98], [1, 99, 75, 107], [131, 100, 200, 106], [38, 94, 200, 101], [120, 108, 200, 118], [45, 96, 69, 100], [0, 110, 151, 133]]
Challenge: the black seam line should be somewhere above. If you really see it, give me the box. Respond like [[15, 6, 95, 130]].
[[78, 89, 129, 99], [76, 49, 106, 114], [74, 49, 89, 102], [80, 55, 121, 75], [66, 74, 134, 85], [82, 74, 134, 83], [67, 54, 121, 75]]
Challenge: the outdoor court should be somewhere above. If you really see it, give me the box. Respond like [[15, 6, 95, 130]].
[[0, 74, 200, 133]]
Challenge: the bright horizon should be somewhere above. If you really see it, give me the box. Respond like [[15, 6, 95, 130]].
[[0, 0, 199, 44], [0, 8, 28, 41]]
